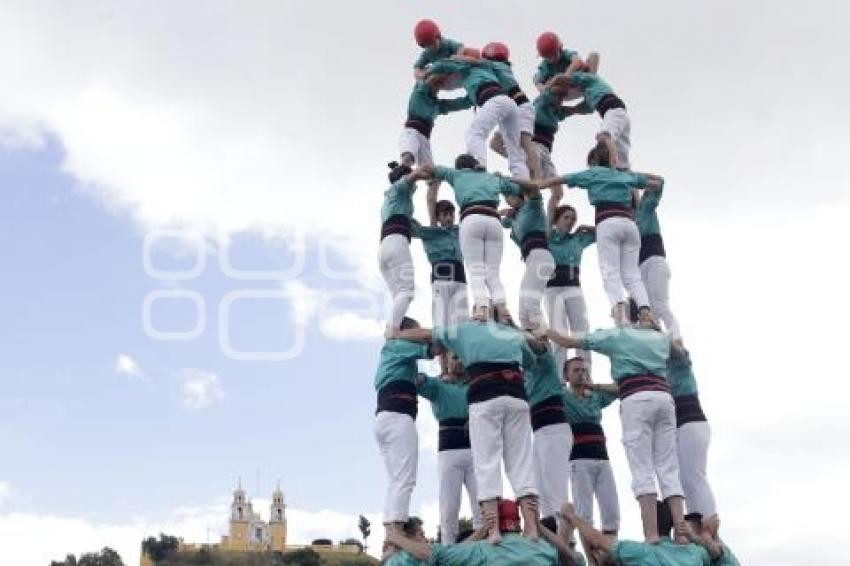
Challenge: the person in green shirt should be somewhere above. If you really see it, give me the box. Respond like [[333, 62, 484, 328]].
[[561, 357, 621, 547], [636, 182, 682, 340], [374, 317, 440, 543], [415, 352, 482, 544], [379, 165, 431, 332], [544, 320, 688, 544], [535, 144, 664, 326], [499, 184, 556, 330], [427, 52, 529, 179], [416, 159, 522, 323], [412, 19, 463, 80], [683, 514, 739, 566], [383, 517, 435, 565], [534, 31, 599, 95], [544, 204, 595, 373], [391, 320, 544, 543]]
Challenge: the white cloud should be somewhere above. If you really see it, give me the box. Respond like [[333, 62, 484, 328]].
[[0, 482, 12, 510], [114, 354, 144, 380], [179, 369, 225, 411], [319, 312, 385, 341]]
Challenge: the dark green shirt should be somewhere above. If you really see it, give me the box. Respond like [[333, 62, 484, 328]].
[[406, 81, 473, 123], [373, 340, 431, 392], [414, 37, 463, 70], [412, 223, 462, 264], [418, 375, 470, 421], [636, 186, 663, 237], [534, 47, 579, 84], [501, 193, 548, 247], [561, 389, 617, 425], [434, 167, 521, 209], [548, 230, 595, 267]]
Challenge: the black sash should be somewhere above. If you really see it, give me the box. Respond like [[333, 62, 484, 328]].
[[532, 123, 556, 151], [476, 82, 505, 106], [438, 417, 471, 451], [520, 231, 548, 261], [547, 264, 581, 287], [460, 201, 499, 221], [596, 93, 626, 118], [530, 395, 567, 431], [404, 116, 434, 138], [507, 85, 530, 106], [594, 202, 633, 225], [674, 394, 707, 428], [466, 362, 526, 404], [380, 215, 412, 241], [618, 374, 670, 400], [569, 422, 609, 460], [639, 233, 666, 264], [376, 380, 418, 418]]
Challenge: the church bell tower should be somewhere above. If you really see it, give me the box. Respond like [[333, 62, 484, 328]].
[[229, 478, 252, 548], [269, 481, 287, 552]]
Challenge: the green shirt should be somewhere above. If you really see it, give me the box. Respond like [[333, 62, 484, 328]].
[[713, 543, 739, 566], [501, 193, 548, 247], [381, 178, 416, 223], [412, 224, 462, 264], [385, 550, 428, 566], [534, 90, 572, 132], [524, 348, 564, 406], [429, 59, 502, 103], [430, 533, 558, 565], [433, 321, 533, 369], [407, 81, 473, 123], [581, 327, 671, 382], [487, 60, 521, 92], [561, 389, 617, 425], [567, 71, 616, 111], [434, 166, 521, 208], [373, 340, 431, 392], [636, 186, 663, 237], [562, 167, 648, 207], [414, 37, 463, 70], [534, 48, 579, 85], [667, 349, 698, 398], [611, 538, 711, 565], [548, 229, 595, 267], [418, 376, 470, 421]]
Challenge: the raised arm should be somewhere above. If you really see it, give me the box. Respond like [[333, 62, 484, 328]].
[[385, 531, 433, 560], [547, 185, 563, 229], [538, 521, 582, 566], [438, 94, 474, 115], [426, 184, 439, 226], [391, 328, 435, 343], [544, 329, 583, 350], [560, 503, 615, 555], [591, 382, 619, 396]]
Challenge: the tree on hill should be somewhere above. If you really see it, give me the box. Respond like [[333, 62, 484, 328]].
[[340, 538, 364, 552], [141, 533, 181, 561], [50, 547, 124, 566], [281, 548, 321, 565], [357, 514, 371, 553]]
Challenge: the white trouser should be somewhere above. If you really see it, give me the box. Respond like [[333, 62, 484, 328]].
[[640, 256, 681, 339], [596, 217, 649, 308], [677, 421, 717, 518], [374, 411, 418, 523], [571, 459, 621, 532], [458, 214, 506, 309], [536, 143, 557, 177], [469, 396, 537, 501], [398, 127, 435, 166], [378, 234, 415, 329], [431, 280, 469, 327], [600, 107, 631, 170], [620, 391, 683, 499], [532, 422, 573, 518], [438, 448, 483, 544], [543, 285, 591, 376], [518, 101, 535, 135], [518, 248, 555, 329], [465, 94, 529, 179]]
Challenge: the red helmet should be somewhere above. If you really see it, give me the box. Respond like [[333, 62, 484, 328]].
[[536, 31, 561, 58], [458, 46, 481, 60], [414, 19, 441, 47], [498, 499, 521, 533], [482, 42, 510, 62]]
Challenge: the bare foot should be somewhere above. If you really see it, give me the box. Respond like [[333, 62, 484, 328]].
[[522, 522, 539, 541], [646, 536, 660, 545], [488, 527, 502, 545]]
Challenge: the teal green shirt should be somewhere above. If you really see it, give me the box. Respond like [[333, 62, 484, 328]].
[[381, 178, 416, 223], [561, 389, 617, 425], [412, 224, 462, 264], [434, 166, 521, 208], [562, 167, 648, 207], [713, 543, 739, 566], [414, 37, 463, 70], [407, 81, 473, 123], [418, 376, 469, 421], [524, 348, 564, 406], [429, 59, 502, 103], [636, 187, 663, 237], [430, 533, 558, 565], [501, 193, 548, 247], [385, 550, 428, 566], [548, 229, 595, 267], [433, 321, 533, 369], [534, 48, 579, 84], [567, 71, 615, 111], [667, 349, 698, 398], [487, 60, 520, 91], [581, 328, 671, 382], [534, 90, 572, 132], [611, 538, 711, 565], [373, 340, 431, 392]]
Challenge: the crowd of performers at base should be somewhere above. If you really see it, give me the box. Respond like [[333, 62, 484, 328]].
[[373, 19, 738, 566]]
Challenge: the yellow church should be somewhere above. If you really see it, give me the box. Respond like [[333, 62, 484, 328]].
[[140, 481, 361, 565]]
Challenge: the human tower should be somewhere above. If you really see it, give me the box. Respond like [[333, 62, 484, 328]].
[[373, 19, 738, 566]]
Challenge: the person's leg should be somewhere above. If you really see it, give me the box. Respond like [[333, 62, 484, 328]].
[[469, 397, 506, 543], [678, 422, 717, 518], [460, 449, 484, 529], [501, 396, 539, 538], [543, 286, 569, 373], [564, 287, 592, 375], [489, 131, 507, 158], [620, 393, 659, 541], [533, 423, 572, 521], [600, 108, 631, 171], [595, 219, 628, 309], [481, 216, 507, 311], [496, 96, 530, 180], [518, 249, 555, 330], [650, 393, 686, 540], [374, 412, 419, 525], [458, 216, 488, 312], [517, 102, 541, 179], [571, 459, 595, 526], [641, 256, 681, 339], [596, 460, 621, 534], [378, 235, 415, 329], [448, 281, 469, 325], [619, 220, 650, 310], [465, 98, 502, 168], [398, 127, 419, 167], [438, 450, 465, 544]]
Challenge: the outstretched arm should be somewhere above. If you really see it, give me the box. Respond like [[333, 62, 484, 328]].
[[391, 328, 435, 343], [545, 329, 583, 350], [560, 503, 615, 554], [634, 173, 664, 190], [538, 521, 582, 566], [591, 382, 619, 396], [385, 531, 433, 560]]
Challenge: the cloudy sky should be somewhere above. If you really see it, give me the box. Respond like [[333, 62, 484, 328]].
[[0, 1, 848, 564]]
